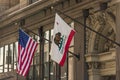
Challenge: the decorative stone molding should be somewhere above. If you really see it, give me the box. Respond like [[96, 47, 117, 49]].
[[86, 48, 116, 76], [103, 28, 116, 52], [87, 8, 116, 53], [88, 62, 101, 69]]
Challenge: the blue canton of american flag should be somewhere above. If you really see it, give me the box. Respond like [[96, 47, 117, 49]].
[[17, 29, 38, 77]]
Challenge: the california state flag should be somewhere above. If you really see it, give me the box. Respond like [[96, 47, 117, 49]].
[[50, 13, 75, 66]]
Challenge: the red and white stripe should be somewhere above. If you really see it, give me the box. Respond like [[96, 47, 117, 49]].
[[59, 30, 75, 66], [17, 37, 38, 77]]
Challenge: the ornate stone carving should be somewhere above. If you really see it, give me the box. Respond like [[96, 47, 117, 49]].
[[87, 9, 116, 53], [104, 28, 116, 52], [88, 62, 101, 69], [97, 12, 106, 25]]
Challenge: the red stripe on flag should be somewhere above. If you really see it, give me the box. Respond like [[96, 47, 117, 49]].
[[18, 38, 32, 75], [17, 44, 21, 73], [24, 42, 38, 76], [18, 38, 38, 77], [21, 40, 35, 76], [19, 38, 34, 75], [59, 30, 75, 66], [22, 39, 32, 63], [18, 45, 23, 71], [17, 29, 38, 77]]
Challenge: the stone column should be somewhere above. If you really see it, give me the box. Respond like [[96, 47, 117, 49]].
[[74, 17, 85, 80], [20, 0, 28, 8], [68, 22, 76, 80], [89, 70, 101, 80], [116, 2, 120, 80], [69, 56, 75, 80], [87, 62, 101, 80]]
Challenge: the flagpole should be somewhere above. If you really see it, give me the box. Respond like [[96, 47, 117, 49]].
[[22, 27, 79, 60], [59, 65, 61, 80], [68, 51, 80, 60], [48, 30, 51, 80], [38, 26, 45, 80], [19, 26, 80, 60], [55, 9, 120, 47], [66, 52, 69, 80], [33, 35, 36, 80], [56, 64, 61, 80], [83, 9, 89, 80]]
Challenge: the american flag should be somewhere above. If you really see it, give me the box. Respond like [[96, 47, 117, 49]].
[[17, 29, 38, 77]]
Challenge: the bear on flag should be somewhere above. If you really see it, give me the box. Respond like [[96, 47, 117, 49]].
[[50, 13, 75, 66]]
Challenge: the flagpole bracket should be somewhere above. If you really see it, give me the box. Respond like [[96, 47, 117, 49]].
[[68, 51, 80, 60], [75, 54, 80, 60]]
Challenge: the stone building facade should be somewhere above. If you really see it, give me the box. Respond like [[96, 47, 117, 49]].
[[0, 0, 120, 80]]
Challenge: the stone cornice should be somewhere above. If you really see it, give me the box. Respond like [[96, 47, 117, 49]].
[[0, 0, 119, 45], [0, 0, 60, 28], [0, 0, 115, 29], [85, 48, 116, 62]]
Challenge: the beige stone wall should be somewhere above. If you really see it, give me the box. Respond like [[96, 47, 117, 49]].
[[20, 0, 28, 8], [86, 48, 116, 80], [0, 0, 119, 80], [116, 2, 120, 80], [0, 0, 19, 12], [9, 0, 19, 7], [74, 17, 85, 80], [0, 0, 9, 12]]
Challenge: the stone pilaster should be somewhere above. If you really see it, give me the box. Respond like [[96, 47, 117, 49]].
[[88, 69, 101, 80], [68, 22, 76, 80], [88, 62, 101, 80], [20, 0, 28, 8], [74, 17, 85, 80], [116, 2, 120, 80]]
